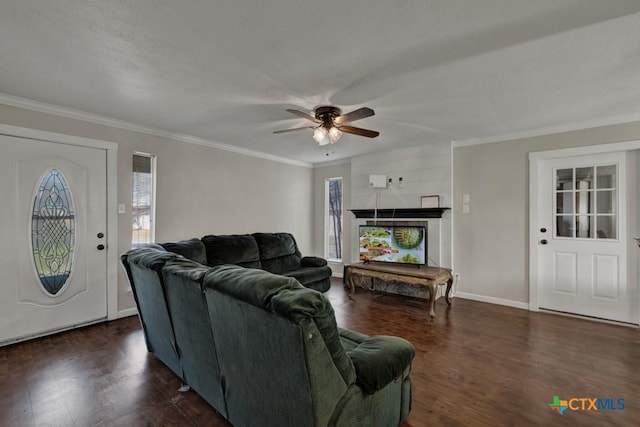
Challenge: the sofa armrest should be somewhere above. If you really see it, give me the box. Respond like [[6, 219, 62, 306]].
[[346, 336, 415, 394], [301, 256, 328, 267]]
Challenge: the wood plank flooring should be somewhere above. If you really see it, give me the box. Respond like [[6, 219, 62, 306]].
[[1, 278, 638, 426]]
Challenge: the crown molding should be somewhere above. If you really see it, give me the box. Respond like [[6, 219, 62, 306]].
[[0, 93, 313, 168], [312, 157, 352, 168], [452, 111, 640, 148]]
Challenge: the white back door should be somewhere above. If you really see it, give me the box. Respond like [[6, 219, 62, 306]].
[[536, 151, 633, 322]]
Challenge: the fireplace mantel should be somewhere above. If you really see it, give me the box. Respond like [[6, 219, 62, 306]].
[[349, 208, 450, 219]]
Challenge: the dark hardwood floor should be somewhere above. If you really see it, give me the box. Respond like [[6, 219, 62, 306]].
[[1, 278, 638, 426]]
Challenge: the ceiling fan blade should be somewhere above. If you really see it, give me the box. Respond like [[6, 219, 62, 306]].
[[273, 126, 316, 134], [286, 109, 320, 123], [334, 107, 375, 124], [339, 125, 380, 138]]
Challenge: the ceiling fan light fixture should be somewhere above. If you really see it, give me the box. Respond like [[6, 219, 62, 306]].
[[313, 127, 327, 144], [328, 126, 342, 143], [275, 105, 378, 145]]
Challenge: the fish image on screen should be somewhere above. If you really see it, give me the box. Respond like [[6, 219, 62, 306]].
[[358, 225, 426, 265]]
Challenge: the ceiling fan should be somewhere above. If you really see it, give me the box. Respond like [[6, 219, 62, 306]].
[[274, 106, 379, 145]]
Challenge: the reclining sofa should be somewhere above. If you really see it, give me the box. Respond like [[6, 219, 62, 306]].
[[121, 246, 415, 427], [159, 232, 332, 292]]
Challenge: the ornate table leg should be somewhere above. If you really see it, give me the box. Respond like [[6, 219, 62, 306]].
[[445, 276, 453, 305], [346, 267, 355, 297], [428, 282, 437, 317]]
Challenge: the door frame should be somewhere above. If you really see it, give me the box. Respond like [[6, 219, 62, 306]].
[[529, 139, 640, 324], [0, 124, 119, 320]]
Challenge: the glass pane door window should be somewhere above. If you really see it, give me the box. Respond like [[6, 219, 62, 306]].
[[555, 164, 617, 239]]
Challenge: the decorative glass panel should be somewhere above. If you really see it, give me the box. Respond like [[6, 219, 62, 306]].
[[31, 169, 75, 295]]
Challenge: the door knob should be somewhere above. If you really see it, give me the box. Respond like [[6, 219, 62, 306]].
[[540, 239, 548, 245], [97, 232, 104, 239], [540, 228, 547, 233], [97, 244, 105, 250]]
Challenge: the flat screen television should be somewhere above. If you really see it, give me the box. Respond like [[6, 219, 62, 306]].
[[358, 225, 426, 265]]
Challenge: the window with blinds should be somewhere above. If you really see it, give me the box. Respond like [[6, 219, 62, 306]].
[[132, 153, 155, 248]]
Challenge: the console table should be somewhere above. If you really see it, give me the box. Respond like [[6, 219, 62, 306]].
[[345, 262, 453, 317]]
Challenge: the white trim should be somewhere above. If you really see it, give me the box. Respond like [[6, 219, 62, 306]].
[[529, 139, 640, 160], [0, 93, 313, 168], [0, 124, 120, 322], [0, 123, 117, 150], [528, 139, 640, 315], [453, 113, 640, 148], [455, 292, 530, 310], [106, 148, 119, 320], [116, 307, 139, 319], [539, 309, 639, 328], [313, 157, 352, 168]]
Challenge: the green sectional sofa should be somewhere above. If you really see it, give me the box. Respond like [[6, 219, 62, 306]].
[[159, 232, 332, 293], [121, 246, 415, 427]]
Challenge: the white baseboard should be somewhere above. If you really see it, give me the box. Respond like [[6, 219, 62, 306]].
[[454, 292, 530, 310], [116, 307, 138, 319]]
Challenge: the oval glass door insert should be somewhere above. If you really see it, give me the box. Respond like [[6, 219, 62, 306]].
[[31, 169, 76, 295]]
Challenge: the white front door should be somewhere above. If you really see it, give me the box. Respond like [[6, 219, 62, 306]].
[[536, 151, 633, 322], [0, 134, 108, 344]]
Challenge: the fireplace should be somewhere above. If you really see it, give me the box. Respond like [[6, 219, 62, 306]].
[[350, 207, 449, 268]]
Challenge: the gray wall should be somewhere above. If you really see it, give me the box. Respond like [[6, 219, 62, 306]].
[[453, 120, 640, 304], [0, 104, 314, 313]]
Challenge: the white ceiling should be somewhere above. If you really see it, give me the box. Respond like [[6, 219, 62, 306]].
[[2, 1, 640, 165]]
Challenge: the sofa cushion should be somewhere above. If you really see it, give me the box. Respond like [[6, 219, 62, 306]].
[[202, 234, 261, 269], [301, 256, 328, 267], [253, 232, 301, 274], [283, 266, 333, 286], [126, 247, 179, 271], [204, 264, 302, 308], [160, 238, 207, 265], [347, 336, 416, 394], [270, 287, 356, 385]]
